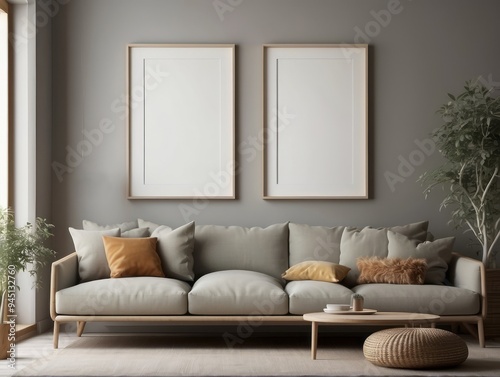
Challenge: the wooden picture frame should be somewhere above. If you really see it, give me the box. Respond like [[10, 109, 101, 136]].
[[263, 44, 368, 199], [127, 44, 235, 199]]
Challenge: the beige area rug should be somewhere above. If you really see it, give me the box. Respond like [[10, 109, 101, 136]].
[[13, 333, 500, 377]]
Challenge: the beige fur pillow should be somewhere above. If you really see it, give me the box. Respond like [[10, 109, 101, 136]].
[[356, 257, 427, 285]]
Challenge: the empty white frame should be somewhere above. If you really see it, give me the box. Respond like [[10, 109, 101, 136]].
[[127, 44, 235, 199], [263, 44, 368, 199]]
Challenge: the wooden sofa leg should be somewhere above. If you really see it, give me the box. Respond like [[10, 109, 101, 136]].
[[462, 320, 486, 348], [77, 321, 86, 337], [53, 321, 60, 349], [478, 318, 485, 348]]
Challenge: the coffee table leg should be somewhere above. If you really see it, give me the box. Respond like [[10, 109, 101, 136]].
[[311, 321, 318, 360]]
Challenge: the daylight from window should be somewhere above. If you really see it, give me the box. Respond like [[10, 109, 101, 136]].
[[0, 8, 7, 208]]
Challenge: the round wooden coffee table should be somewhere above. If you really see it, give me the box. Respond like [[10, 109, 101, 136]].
[[303, 311, 440, 360]]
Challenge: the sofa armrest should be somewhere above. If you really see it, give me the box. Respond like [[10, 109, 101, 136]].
[[447, 252, 487, 317], [50, 252, 79, 320]]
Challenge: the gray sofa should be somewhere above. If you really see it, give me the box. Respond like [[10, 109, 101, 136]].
[[50, 221, 486, 348]]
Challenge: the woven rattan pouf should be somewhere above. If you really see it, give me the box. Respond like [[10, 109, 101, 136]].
[[363, 328, 468, 369]]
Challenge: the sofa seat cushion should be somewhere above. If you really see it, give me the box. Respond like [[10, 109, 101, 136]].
[[285, 281, 354, 314], [188, 270, 288, 315], [352, 284, 480, 315], [56, 277, 191, 315]]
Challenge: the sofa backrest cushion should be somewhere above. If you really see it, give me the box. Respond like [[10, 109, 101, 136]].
[[193, 223, 289, 280], [288, 223, 345, 266]]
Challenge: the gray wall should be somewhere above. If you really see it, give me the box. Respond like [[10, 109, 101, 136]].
[[49, 0, 500, 262], [36, 0, 53, 328]]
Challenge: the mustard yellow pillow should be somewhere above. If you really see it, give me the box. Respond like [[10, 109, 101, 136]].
[[282, 261, 351, 283], [102, 236, 165, 278]]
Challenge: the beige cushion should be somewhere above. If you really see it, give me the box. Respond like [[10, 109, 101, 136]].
[[288, 223, 344, 265], [387, 231, 455, 284], [286, 280, 354, 314], [339, 221, 429, 287], [55, 277, 190, 315], [188, 270, 288, 315], [282, 261, 350, 283], [193, 223, 289, 280], [69, 227, 121, 282], [151, 222, 195, 281], [102, 236, 164, 278], [356, 257, 427, 285]]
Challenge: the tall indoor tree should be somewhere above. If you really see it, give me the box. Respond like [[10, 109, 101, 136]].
[[420, 80, 500, 267]]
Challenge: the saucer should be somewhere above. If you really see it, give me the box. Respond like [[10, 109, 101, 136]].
[[323, 308, 377, 315]]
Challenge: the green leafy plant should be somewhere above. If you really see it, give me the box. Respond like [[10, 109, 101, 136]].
[[0, 207, 56, 318], [419, 80, 500, 267]]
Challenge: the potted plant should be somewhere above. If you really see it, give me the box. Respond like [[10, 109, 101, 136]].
[[0, 207, 56, 358], [419, 79, 500, 337], [419, 80, 500, 267]]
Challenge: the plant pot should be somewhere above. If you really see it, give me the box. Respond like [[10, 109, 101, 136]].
[[0, 323, 9, 359], [485, 268, 500, 339]]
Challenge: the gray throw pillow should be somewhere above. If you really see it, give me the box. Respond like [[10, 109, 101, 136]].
[[82, 220, 138, 232], [137, 218, 161, 234], [151, 222, 195, 281], [339, 221, 429, 287], [121, 227, 150, 238], [83, 220, 148, 237], [387, 230, 455, 284]]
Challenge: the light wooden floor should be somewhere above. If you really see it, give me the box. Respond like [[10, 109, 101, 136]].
[[0, 331, 76, 377], [2, 329, 499, 377]]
